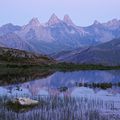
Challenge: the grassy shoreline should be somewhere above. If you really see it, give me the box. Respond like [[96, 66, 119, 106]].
[[1, 62, 120, 72], [0, 96, 118, 120]]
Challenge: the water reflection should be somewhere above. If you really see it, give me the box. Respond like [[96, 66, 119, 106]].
[[0, 69, 54, 86], [0, 70, 120, 101]]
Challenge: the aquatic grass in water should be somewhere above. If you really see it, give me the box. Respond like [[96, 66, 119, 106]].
[[0, 96, 120, 120], [75, 82, 120, 89]]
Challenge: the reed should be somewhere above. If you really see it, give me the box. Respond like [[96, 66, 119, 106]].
[[0, 96, 119, 120]]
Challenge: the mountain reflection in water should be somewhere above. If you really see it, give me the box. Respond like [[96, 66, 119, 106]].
[[0, 70, 120, 99]]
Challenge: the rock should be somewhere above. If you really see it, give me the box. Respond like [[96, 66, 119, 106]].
[[12, 97, 39, 106], [58, 86, 68, 92]]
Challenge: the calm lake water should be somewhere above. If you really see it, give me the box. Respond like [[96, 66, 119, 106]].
[[0, 70, 120, 120], [1, 70, 120, 99]]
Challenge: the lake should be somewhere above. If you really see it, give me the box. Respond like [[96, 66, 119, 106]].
[[0, 70, 120, 120]]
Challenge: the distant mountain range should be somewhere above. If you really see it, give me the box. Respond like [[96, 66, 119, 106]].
[[0, 14, 120, 54], [53, 38, 120, 66]]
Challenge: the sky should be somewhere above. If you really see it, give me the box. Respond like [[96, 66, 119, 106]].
[[0, 0, 120, 26]]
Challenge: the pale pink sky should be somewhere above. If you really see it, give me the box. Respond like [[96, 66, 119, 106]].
[[0, 0, 120, 26]]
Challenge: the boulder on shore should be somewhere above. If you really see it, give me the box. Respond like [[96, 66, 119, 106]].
[[12, 97, 39, 106]]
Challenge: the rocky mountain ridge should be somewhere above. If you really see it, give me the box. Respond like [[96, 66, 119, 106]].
[[0, 14, 120, 54], [53, 38, 120, 66]]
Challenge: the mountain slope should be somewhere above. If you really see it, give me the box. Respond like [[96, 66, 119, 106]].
[[0, 23, 21, 36], [54, 38, 120, 66], [0, 33, 36, 52], [0, 47, 55, 65]]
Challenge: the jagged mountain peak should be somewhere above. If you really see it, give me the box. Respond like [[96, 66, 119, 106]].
[[21, 17, 41, 30], [51, 13, 58, 18], [28, 17, 41, 26], [2, 23, 14, 27], [93, 20, 101, 25], [47, 13, 61, 26], [1, 23, 21, 29], [108, 19, 118, 23], [0, 23, 21, 36], [106, 19, 120, 26], [103, 19, 120, 29], [63, 14, 74, 25]]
